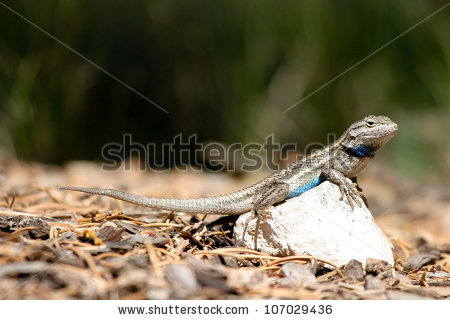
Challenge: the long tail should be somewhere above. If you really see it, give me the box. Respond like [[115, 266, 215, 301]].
[[58, 186, 255, 215]]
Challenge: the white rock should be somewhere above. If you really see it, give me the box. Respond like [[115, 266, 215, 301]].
[[234, 181, 394, 267]]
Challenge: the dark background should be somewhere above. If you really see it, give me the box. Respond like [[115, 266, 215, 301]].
[[0, 1, 448, 180]]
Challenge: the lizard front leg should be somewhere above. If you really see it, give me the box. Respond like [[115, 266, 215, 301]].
[[351, 176, 368, 207], [322, 167, 363, 210], [245, 182, 289, 250]]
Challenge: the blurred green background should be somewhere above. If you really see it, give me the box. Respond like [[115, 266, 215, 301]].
[[0, 0, 449, 179]]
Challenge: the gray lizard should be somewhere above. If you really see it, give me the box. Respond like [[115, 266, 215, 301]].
[[59, 115, 398, 216]]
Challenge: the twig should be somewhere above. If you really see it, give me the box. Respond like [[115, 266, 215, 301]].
[[265, 256, 344, 277], [26, 202, 69, 211], [0, 209, 38, 217], [8, 193, 16, 209], [145, 240, 164, 278], [76, 222, 101, 228], [418, 271, 429, 287], [6, 227, 36, 242], [204, 230, 231, 237], [47, 222, 77, 232], [196, 247, 268, 255], [317, 269, 339, 283], [95, 252, 125, 261], [160, 232, 174, 248], [67, 246, 101, 277], [140, 222, 183, 228], [154, 246, 179, 260]]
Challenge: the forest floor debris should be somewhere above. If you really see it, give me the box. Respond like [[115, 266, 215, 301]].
[[0, 159, 448, 299]]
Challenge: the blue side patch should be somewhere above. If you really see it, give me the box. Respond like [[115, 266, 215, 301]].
[[344, 145, 375, 158], [286, 176, 326, 199], [354, 145, 374, 157]]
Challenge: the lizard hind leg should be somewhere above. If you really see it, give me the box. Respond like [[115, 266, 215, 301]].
[[249, 182, 290, 251]]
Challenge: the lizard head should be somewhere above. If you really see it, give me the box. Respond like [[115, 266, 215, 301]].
[[341, 115, 398, 156]]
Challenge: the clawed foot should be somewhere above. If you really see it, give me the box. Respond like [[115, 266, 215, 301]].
[[339, 182, 364, 210]]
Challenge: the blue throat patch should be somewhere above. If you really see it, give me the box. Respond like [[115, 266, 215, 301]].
[[343, 145, 375, 158], [286, 176, 326, 199]]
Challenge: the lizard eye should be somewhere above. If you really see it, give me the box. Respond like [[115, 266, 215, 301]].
[[366, 120, 375, 127]]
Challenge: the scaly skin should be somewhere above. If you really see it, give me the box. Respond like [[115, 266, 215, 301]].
[[59, 115, 398, 214]]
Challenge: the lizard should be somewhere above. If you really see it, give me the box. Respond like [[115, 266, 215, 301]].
[[59, 115, 397, 221]]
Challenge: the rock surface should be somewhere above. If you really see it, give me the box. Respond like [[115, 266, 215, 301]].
[[280, 263, 316, 285], [343, 259, 365, 283], [234, 181, 394, 267]]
